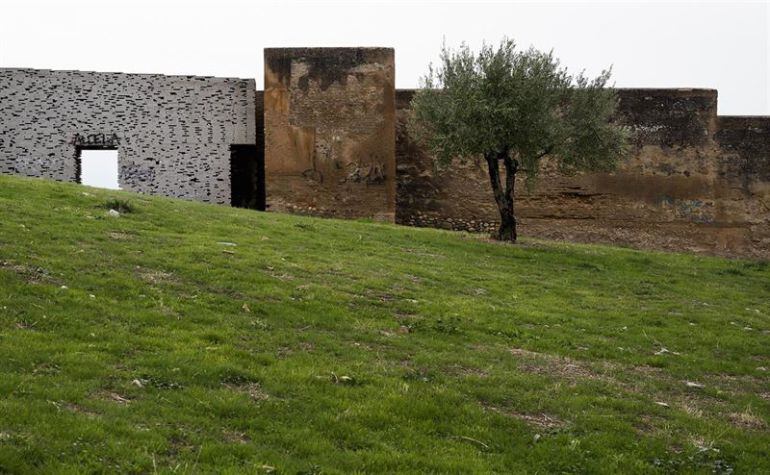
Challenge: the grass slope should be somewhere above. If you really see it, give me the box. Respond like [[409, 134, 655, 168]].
[[0, 175, 768, 474]]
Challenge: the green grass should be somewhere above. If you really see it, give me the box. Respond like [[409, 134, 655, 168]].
[[0, 174, 768, 474]]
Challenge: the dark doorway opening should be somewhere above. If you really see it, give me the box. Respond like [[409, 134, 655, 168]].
[[230, 144, 265, 210]]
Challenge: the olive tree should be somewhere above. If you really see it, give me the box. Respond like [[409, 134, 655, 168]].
[[408, 39, 628, 242]]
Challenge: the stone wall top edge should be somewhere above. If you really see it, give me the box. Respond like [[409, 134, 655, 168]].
[[265, 47, 394, 54], [264, 47, 394, 65], [395, 88, 720, 111], [0, 67, 255, 84], [396, 87, 718, 95]]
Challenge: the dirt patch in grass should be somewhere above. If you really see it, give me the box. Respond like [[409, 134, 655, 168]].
[[633, 414, 671, 436], [728, 408, 767, 430], [511, 412, 566, 430], [135, 266, 177, 285], [94, 391, 132, 405], [108, 231, 134, 241], [677, 396, 706, 419], [262, 266, 295, 281], [377, 292, 395, 302], [507, 348, 767, 438], [509, 348, 605, 383], [194, 282, 254, 301], [484, 404, 567, 430], [0, 260, 60, 285], [709, 373, 767, 397], [222, 429, 251, 444], [225, 382, 270, 402], [400, 247, 444, 259], [32, 362, 61, 375], [14, 320, 38, 330], [443, 364, 489, 378], [298, 342, 315, 352], [62, 402, 99, 418], [165, 433, 196, 458], [628, 364, 668, 378]]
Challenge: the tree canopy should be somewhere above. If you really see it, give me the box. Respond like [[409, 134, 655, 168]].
[[408, 39, 629, 241], [408, 39, 628, 179]]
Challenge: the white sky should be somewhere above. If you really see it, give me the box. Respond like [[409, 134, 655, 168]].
[[79, 150, 120, 190], [1, 0, 769, 115]]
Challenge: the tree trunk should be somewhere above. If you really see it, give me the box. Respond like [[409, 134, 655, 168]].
[[485, 151, 519, 242]]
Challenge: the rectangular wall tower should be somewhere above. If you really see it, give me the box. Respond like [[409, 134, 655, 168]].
[[263, 47, 396, 221]]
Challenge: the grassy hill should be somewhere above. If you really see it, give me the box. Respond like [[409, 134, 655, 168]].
[[0, 174, 768, 473]]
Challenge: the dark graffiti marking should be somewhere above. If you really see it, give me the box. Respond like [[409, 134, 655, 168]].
[[71, 133, 120, 148]]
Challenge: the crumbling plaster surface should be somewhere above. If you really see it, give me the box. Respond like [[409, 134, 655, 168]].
[[263, 48, 396, 221], [396, 89, 770, 259]]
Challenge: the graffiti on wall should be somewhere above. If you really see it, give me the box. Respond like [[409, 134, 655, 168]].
[[70, 133, 121, 148]]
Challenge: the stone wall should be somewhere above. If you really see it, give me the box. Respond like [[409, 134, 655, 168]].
[[0, 68, 256, 204], [1, 54, 768, 259], [396, 89, 770, 258], [263, 48, 396, 221]]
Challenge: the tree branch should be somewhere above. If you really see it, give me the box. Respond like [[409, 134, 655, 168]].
[[536, 144, 554, 160]]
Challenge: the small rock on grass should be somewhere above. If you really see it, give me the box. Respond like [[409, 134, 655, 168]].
[[331, 373, 355, 385], [655, 347, 681, 356]]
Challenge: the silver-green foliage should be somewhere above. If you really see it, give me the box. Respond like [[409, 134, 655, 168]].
[[408, 39, 629, 178]]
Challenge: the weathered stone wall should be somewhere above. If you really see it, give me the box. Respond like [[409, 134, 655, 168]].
[[396, 89, 770, 258], [263, 48, 396, 221], [0, 68, 256, 203], [1, 54, 768, 258]]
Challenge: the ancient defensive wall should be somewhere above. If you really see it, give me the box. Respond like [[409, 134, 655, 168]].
[[395, 89, 770, 258], [1, 48, 768, 258]]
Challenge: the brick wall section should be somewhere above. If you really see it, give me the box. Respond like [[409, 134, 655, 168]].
[[263, 48, 396, 221], [396, 89, 770, 258], [0, 68, 256, 204]]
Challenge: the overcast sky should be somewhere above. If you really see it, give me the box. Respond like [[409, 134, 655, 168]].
[[2, 0, 768, 115]]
